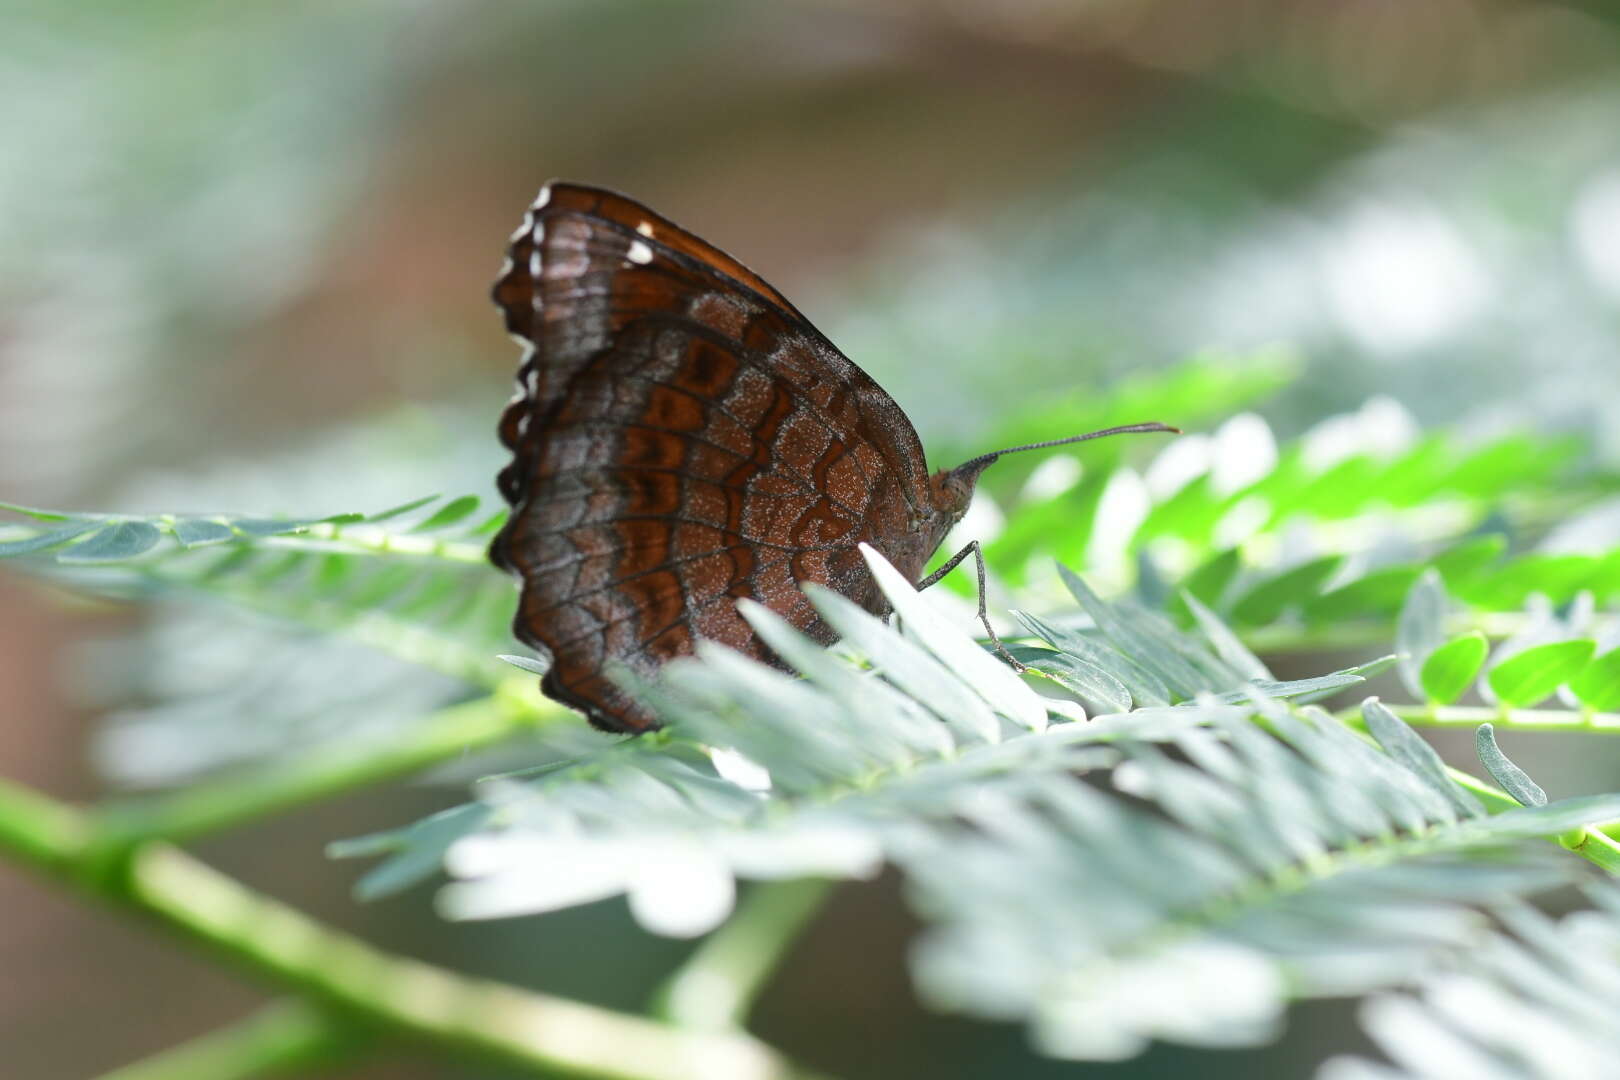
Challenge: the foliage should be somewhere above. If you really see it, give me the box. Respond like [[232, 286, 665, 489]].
[[1322, 883, 1620, 1080], [0, 493, 514, 689], [1394, 570, 1620, 714], [328, 546, 1620, 1067], [4, 379, 1620, 1079]]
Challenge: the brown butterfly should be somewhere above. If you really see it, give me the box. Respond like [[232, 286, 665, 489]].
[[489, 182, 1173, 732]]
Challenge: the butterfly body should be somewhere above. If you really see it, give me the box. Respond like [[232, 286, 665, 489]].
[[490, 182, 978, 732]]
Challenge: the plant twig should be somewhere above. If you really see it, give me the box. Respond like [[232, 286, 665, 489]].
[[93, 689, 569, 845], [651, 879, 836, 1031], [0, 773, 90, 874], [92, 1000, 363, 1080], [1240, 612, 1583, 657], [1558, 824, 1620, 873], [1357, 702, 1620, 736], [0, 775, 829, 1080]]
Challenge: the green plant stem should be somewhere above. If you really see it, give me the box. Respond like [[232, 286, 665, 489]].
[[94, 689, 569, 845], [0, 772, 90, 873], [651, 879, 836, 1030], [92, 1000, 362, 1080], [0, 775, 827, 1080], [1558, 824, 1620, 873], [1240, 612, 1607, 657], [284, 524, 488, 564], [1367, 702, 1620, 736]]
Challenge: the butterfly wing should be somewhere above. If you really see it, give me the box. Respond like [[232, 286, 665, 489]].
[[491, 182, 935, 732]]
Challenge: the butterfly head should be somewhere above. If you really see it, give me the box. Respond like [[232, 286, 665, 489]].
[[929, 458, 994, 523]]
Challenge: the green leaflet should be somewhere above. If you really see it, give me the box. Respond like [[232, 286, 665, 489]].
[[0, 501, 72, 521], [1177, 547, 1242, 612], [1012, 609, 1174, 707], [1395, 570, 1448, 699], [1058, 565, 1225, 699], [810, 584, 1002, 745], [1009, 645, 1133, 715], [366, 494, 441, 521], [171, 518, 238, 547], [1474, 724, 1547, 808], [411, 495, 481, 532], [0, 520, 97, 557], [1487, 640, 1597, 708], [1182, 590, 1271, 681], [1343, 886, 1620, 1080], [1304, 565, 1421, 623], [1362, 698, 1485, 818], [57, 520, 163, 562], [1230, 555, 1344, 627], [1419, 632, 1488, 705], [1570, 647, 1620, 711]]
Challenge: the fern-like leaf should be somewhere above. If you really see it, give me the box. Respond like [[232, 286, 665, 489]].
[[338, 549, 1619, 1064]]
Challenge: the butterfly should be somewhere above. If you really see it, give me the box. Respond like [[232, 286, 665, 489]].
[[489, 182, 1174, 732]]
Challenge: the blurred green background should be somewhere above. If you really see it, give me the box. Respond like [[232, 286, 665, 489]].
[[4, 1, 1620, 1076]]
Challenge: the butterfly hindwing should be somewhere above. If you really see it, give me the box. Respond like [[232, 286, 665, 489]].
[[491, 183, 936, 731]]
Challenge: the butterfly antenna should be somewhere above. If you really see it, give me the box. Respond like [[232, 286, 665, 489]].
[[954, 422, 1180, 475]]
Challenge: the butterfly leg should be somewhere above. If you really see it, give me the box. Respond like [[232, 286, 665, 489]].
[[916, 541, 1027, 672]]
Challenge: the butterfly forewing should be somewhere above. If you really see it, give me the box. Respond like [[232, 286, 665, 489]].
[[491, 182, 945, 732]]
